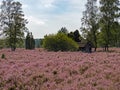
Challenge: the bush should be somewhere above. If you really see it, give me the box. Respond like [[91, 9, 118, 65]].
[[42, 33, 79, 51]]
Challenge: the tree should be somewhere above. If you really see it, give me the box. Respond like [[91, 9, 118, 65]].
[[68, 30, 83, 43], [25, 32, 35, 50], [81, 0, 99, 51], [73, 30, 81, 42], [68, 31, 74, 40], [0, 0, 28, 51], [109, 22, 120, 47], [99, 0, 120, 51], [25, 33, 30, 49], [58, 27, 68, 34], [30, 33, 35, 49]]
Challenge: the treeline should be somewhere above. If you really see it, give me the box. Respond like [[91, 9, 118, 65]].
[[81, 0, 120, 51], [0, 0, 120, 52], [43, 28, 82, 51]]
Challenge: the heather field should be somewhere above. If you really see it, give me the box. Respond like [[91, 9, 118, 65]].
[[0, 48, 120, 90]]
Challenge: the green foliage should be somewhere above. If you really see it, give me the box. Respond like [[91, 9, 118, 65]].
[[58, 27, 68, 35], [0, 39, 6, 49], [81, 0, 99, 51], [16, 39, 25, 48], [0, 0, 28, 51], [73, 30, 81, 42], [97, 32, 105, 47], [99, 0, 120, 50], [68, 30, 82, 42], [81, 0, 120, 50], [25, 32, 35, 50], [40, 39, 44, 47], [68, 32, 74, 40], [43, 33, 79, 51], [1, 54, 5, 59]]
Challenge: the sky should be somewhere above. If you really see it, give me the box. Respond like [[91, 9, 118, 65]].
[[1, 0, 87, 38]]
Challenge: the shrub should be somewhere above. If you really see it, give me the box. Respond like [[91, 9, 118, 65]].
[[42, 33, 79, 51], [54, 78, 64, 84], [79, 66, 88, 74]]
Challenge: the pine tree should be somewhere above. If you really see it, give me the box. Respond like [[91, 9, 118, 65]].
[[25, 32, 35, 50], [25, 33, 30, 49], [73, 30, 81, 42], [30, 32, 35, 49]]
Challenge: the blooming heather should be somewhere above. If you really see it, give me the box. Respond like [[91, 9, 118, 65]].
[[0, 48, 120, 90]]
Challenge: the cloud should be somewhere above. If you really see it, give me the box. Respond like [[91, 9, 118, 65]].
[[0, 2, 2, 6], [48, 12, 82, 31], [15, 0, 87, 38], [26, 16, 45, 26], [69, 0, 87, 11], [38, 0, 55, 8], [22, 4, 29, 9]]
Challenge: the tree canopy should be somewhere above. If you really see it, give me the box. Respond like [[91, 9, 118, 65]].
[[0, 0, 28, 51], [81, 0, 120, 51]]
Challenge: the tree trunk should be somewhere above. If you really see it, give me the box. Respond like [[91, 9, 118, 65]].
[[93, 25, 97, 52]]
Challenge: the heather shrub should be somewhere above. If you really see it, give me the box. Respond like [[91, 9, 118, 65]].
[[54, 78, 64, 84], [79, 66, 88, 74], [43, 33, 79, 51], [69, 70, 78, 76]]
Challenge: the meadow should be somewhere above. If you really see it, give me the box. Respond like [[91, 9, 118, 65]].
[[0, 48, 120, 90]]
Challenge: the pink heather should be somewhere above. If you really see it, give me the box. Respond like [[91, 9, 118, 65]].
[[0, 48, 120, 90]]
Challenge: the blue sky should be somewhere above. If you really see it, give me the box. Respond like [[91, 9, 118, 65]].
[[4, 0, 87, 38]]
